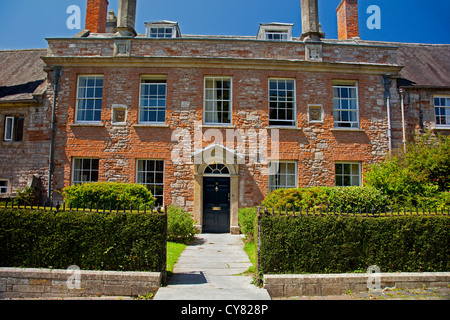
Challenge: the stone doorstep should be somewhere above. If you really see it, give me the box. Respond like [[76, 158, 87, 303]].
[[264, 272, 450, 298]]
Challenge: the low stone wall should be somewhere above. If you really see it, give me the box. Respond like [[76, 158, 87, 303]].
[[0, 267, 161, 299], [264, 272, 450, 298]]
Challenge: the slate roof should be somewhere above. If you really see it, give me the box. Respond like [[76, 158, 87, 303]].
[[0, 49, 47, 103], [397, 43, 450, 88]]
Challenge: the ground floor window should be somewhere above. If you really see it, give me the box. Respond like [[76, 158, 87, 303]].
[[72, 158, 99, 184], [268, 161, 297, 193], [0, 179, 9, 193], [335, 162, 361, 187], [136, 159, 164, 206], [434, 96, 450, 127]]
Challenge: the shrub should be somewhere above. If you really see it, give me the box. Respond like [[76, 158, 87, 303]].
[[61, 182, 156, 209], [238, 207, 258, 239], [166, 206, 199, 244], [364, 132, 450, 204], [257, 215, 450, 274], [261, 186, 389, 212], [0, 209, 166, 272]]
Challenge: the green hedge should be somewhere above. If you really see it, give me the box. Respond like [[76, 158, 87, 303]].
[[61, 182, 156, 209], [261, 186, 389, 211], [258, 215, 449, 274], [0, 209, 166, 272]]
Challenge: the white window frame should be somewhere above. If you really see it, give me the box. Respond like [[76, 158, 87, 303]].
[[268, 161, 297, 193], [269, 78, 297, 127], [333, 83, 359, 129], [335, 162, 361, 187], [434, 96, 450, 127], [136, 159, 165, 206], [72, 158, 99, 185], [148, 27, 175, 38], [139, 77, 167, 124], [4, 116, 14, 141], [75, 75, 104, 123], [203, 77, 233, 125], [0, 179, 10, 194], [265, 30, 289, 41]]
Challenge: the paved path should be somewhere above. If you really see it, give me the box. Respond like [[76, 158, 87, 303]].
[[154, 233, 271, 300]]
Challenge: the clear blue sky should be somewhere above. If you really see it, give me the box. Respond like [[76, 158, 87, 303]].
[[0, 0, 449, 50]]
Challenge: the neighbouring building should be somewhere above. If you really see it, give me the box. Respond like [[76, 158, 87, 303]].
[[1, 0, 449, 233]]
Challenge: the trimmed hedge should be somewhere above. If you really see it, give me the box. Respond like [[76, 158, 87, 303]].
[[258, 215, 449, 274], [0, 209, 166, 272], [61, 182, 156, 209], [261, 186, 389, 211]]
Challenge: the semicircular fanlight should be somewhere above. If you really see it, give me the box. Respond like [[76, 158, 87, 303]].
[[204, 163, 230, 175]]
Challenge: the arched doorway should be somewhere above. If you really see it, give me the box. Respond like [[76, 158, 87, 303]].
[[192, 144, 242, 234], [202, 163, 231, 233]]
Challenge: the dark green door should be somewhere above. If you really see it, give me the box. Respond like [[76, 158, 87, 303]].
[[203, 177, 230, 233]]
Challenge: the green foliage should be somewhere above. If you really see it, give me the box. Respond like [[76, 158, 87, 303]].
[[166, 205, 199, 244], [61, 182, 156, 209], [15, 186, 36, 205], [257, 215, 450, 274], [238, 207, 258, 239], [261, 186, 389, 211], [364, 132, 450, 206], [0, 209, 166, 272]]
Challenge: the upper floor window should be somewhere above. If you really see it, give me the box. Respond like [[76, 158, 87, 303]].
[[4, 116, 24, 142], [265, 30, 289, 41], [76, 75, 103, 123], [72, 158, 99, 184], [333, 83, 359, 129], [257, 23, 293, 41], [139, 78, 167, 123], [268, 161, 297, 193], [145, 21, 181, 39], [269, 79, 296, 126], [335, 162, 361, 187], [204, 77, 232, 125], [0, 179, 9, 194], [434, 96, 450, 127]]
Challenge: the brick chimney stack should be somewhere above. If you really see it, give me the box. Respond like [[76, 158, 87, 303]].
[[85, 0, 109, 33], [337, 0, 360, 40]]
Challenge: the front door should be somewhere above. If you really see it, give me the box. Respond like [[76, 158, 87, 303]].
[[203, 177, 230, 233]]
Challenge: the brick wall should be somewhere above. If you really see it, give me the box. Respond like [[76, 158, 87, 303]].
[[50, 60, 391, 209]]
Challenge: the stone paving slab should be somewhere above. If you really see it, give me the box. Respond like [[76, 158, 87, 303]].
[[154, 234, 271, 300]]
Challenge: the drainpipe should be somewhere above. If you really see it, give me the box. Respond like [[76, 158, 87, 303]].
[[382, 75, 392, 156], [46, 66, 62, 205], [399, 88, 407, 153]]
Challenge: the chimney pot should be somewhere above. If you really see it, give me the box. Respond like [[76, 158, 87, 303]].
[[85, 0, 109, 33], [337, 0, 360, 40]]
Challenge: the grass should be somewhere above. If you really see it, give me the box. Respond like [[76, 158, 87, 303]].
[[242, 240, 256, 275], [167, 242, 187, 275]]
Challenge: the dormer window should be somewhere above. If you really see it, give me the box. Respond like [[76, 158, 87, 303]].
[[145, 21, 181, 38], [257, 23, 293, 41]]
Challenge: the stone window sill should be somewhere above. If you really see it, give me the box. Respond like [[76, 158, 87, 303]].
[[331, 128, 365, 132], [200, 125, 236, 129], [69, 123, 104, 127], [133, 124, 170, 128], [268, 126, 302, 131], [433, 126, 450, 130]]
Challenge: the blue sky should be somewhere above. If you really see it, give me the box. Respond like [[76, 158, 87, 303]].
[[0, 0, 449, 50]]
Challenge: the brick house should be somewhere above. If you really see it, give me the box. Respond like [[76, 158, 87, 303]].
[[1, 0, 449, 233]]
